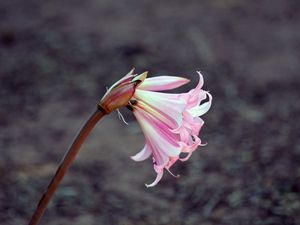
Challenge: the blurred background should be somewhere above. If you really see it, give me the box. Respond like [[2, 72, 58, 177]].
[[0, 0, 299, 224]]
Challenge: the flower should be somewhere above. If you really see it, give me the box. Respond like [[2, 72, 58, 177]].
[[127, 70, 212, 187]]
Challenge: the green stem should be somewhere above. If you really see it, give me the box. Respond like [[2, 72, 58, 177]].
[[28, 107, 107, 225]]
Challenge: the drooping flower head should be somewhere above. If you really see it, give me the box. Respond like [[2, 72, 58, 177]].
[[113, 69, 212, 187], [28, 69, 211, 225]]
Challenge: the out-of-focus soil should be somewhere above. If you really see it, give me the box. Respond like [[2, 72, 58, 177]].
[[0, 0, 299, 225]]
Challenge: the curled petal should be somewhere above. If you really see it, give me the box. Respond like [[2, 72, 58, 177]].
[[181, 135, 201, 153], [180, 152, 193, 162], [195, 71, 204, 91], [165, 156, 179, 170], [187, 92, 212, 117], [138, 76, 190, 91], [181, 72, 206, 108], [131, 144, 152, 161], [145, 166, 164, 188]]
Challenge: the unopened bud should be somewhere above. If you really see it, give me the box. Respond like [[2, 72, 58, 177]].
[[99, 71, 147, 113]]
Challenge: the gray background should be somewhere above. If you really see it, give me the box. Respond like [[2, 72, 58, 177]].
[[0, 0, 299, 224]]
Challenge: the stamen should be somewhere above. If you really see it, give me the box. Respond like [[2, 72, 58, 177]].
[[199, 142, 208, 146], [166, 168, 180, 178], [117, 109, 129, 125]]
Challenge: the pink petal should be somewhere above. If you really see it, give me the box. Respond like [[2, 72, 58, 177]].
[[135, 89, 186, 128], [138, 76, 190, 91], [145, 166, 164, 188], [180, 151, 193, 162], [134, 108, 182, 159], [181, 135, 201, 153], [180, 128, 190, 143], [136, 101, 177, 129], [190, 117, 204, 136], [181, 72, 206, 109]]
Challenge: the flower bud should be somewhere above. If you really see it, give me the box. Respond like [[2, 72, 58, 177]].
[[99, 71, 147, 113]]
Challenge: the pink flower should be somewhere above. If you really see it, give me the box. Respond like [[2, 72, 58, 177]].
[[127, 71, 212, 187]]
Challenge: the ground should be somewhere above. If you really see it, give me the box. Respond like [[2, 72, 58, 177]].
[[0, 0, 299, 225]]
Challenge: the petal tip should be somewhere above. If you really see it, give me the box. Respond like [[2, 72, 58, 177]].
[[133, 71, 148, 83]]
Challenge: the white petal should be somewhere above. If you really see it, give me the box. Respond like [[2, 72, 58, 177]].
[[124, 68, 135, 77], [187, 92, 212, 117], [196, 71, 204, 90], [131, 144, 152, 161], [138, 76, 190, 91]]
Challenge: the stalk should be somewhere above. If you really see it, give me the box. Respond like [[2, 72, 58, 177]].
[[28, 107, 107, 225]]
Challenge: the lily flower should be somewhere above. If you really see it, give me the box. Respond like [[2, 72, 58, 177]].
[[127, 70, 212, 187]]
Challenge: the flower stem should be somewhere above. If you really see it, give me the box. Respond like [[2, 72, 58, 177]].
[[28, 107, 107, 225]]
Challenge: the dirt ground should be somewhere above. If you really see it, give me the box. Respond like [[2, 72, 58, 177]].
[[0, 0, 300, 225]]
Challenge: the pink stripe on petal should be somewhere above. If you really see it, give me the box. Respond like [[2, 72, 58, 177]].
[[137, 101, 175, 128], [140, 111, 181, 157], [135, 89, 186, 128], [133, 109, 181, 160], [138, 76, 190, 91], [170, 126, 182, 134]]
